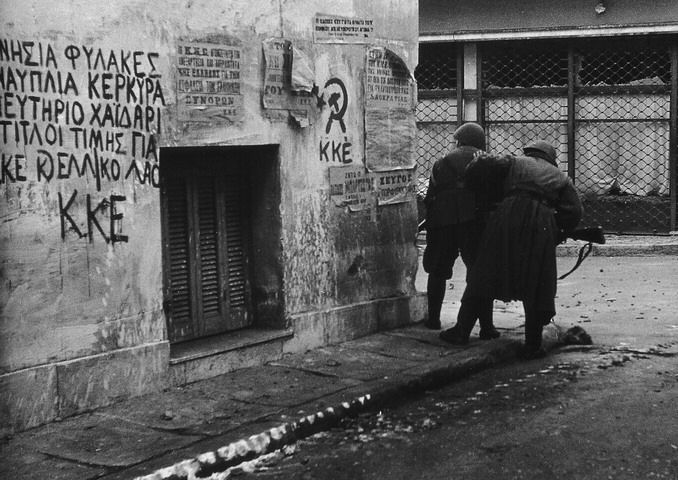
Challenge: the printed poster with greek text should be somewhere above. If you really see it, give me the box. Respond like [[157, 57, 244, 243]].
[[364, 47, 416, 173], [314, 14, 375, 44], [329, 164, 373, 211], [374, 170, 416, 206], [262, 38, 313, 124], [176, 41, 243, 123]]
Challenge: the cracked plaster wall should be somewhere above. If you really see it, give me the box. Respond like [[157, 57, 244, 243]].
[[0, 0, 419, 393]]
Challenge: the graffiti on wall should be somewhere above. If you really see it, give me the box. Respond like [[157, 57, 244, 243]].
[[319, 77, 356, 164], [0, 38, 166, 243]]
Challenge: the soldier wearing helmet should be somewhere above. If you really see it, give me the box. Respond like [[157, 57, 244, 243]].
[[453, 122, 487, 151], [422, 122, 498, 340], [523, 140, 558, 166], [439, 140, 583, 358]]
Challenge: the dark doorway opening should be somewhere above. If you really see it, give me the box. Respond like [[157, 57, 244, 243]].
[[160, 145, 281, 344]]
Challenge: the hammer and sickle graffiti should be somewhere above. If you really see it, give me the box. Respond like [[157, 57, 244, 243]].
[[323, 77, 348, 134]]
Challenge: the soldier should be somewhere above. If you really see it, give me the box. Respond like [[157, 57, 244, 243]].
[[422, 122, 497, 339], [440, 140, 583, 358]]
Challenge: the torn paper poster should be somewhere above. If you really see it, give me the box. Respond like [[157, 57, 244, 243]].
[[292, 46, 314, 92], [366, 47, 415, 110], [262, 38, 314, 113], [329, 164, 374, 211], [290, 109, 310, 128], [365, 103, 417, 172], [364, 47, 417, 171]]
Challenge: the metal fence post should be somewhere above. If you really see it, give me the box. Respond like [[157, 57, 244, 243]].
[[457, 48, 464, 128], [670, 41, 677, 231], [567, 47, 576, 181], [476, 43, 484, 127]]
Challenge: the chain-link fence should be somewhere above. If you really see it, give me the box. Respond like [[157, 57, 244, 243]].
[[572, 40, 672, 233], [414, 44, 459, 203], [481, 42, 569, 170], [416, 36, 676, 234]]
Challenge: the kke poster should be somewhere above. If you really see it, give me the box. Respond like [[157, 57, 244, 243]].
[[176, 40, 243, 123]]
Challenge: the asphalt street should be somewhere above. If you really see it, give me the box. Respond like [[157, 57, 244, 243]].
[[210, 255, 678, 479], [232, 345, 678, 480]]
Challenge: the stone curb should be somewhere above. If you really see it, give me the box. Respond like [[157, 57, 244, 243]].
[[557, 242, 678, 257], [135, 339, 522, 480], [418, 233, 678, 257]]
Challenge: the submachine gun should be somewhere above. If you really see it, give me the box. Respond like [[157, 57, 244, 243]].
[[566, 226, 606, 245], [558, 226, 605, 280], [416, 221, 605, 280]]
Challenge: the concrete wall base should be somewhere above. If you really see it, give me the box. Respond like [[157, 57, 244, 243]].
[[168, 334, 288, 387], [0, 341, 169, 437], [1, 294, 426, 436], [0, 364, 58, 438], [284, 293, 427, 354], [167, 293, 426, 386]]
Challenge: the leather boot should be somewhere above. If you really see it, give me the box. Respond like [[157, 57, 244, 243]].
[[478, 298, 500, 340], [425, 274, 445, 329], [520, 307, 547, 359], [439, 293, 476, 344], [439, 324, 469, 345], [456, 295, 478, 335]]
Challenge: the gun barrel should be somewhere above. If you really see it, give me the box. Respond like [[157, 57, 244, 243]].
[[569, 226, 605, 244]]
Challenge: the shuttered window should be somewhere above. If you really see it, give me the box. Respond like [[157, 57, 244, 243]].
[[161, 154, 252, 343]]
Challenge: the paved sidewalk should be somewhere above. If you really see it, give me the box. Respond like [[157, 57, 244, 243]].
[[2, 235, 676, 480], [1, 323, 526, 480]]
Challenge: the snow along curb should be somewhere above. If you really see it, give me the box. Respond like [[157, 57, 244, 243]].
[[134, 394, 377, 480], [135, 339, 522, 480]]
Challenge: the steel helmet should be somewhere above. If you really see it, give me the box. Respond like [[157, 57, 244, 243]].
[[523, 140, 557, 166], [453, 122, 486, 150]]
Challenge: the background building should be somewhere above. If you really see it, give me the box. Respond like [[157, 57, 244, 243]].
[[0, 0, 424, 435], [417, 0, 678, 233]]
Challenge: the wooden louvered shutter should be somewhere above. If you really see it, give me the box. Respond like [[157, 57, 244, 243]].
[[164, 175, 195, 342], [195, 173, 228, 336], [162, 156, 252, 343], [222, 168, 249, 329]]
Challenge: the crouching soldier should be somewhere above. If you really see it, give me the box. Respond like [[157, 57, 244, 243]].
[[440, 140, 583, 358]]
